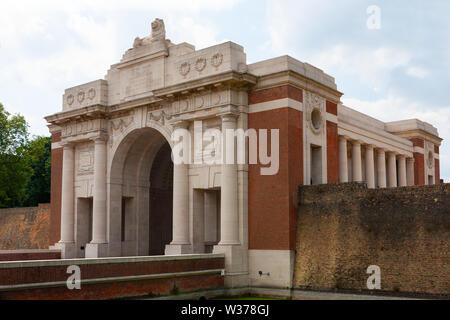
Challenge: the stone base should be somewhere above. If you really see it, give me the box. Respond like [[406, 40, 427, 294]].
[[85, 243, 109, 258], [248, 249, 295, 289], [165, 244, 193, 255], [50, 242, 77, 259], [213, 244, 249, 288]]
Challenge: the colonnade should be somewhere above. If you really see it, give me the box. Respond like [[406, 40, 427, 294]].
[[338, 136, 415, 188]]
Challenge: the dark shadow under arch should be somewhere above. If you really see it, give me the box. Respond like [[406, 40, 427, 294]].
[[149, 142, 173, 255]]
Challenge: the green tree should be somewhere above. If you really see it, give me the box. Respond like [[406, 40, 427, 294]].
[[0, 103, 32, 208], [22, 136, 51, 207]]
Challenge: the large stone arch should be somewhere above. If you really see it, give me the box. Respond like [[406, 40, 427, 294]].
[[108, 122, 174, 257]]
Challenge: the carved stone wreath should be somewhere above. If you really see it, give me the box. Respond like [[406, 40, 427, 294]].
[[195, 58, 207, 72], [77, 91, 85, 103], [67, 94, 74, 106], [211, 53, 223, 68], [88, 88, 96, 100], [179, 62, 191, 76]]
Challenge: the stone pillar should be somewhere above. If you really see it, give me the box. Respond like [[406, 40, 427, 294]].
[[387, 152, 398, 188], [53, 143, 77, 258], [214, 112, 244, 289], [218, 114, 239, 245], [377, 149, 387, 188], [338, 136, 348, 183], [407, 158, 415, 186], [398, 155, 407, 187], [86, 136, 109, 258], [165, 121, 191, 255], [352, 141, 362, 182], [365, 145, 375, 189]]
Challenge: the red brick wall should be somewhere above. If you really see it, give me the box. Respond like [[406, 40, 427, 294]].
[[248, 85, 303, 105], [50, 132, 62, 245], [0, 256, 224, 300], [0, 251, 60, 262], [248, 85, 303, 251], [326, 121, 338, 184], [326, 101, 338, 116], [435, 145, 440, 184], [410, 138, 425, 148], [413, 152, 425, 185]]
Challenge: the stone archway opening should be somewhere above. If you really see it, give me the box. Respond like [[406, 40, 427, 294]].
[[149, 142, 173, 255], [110, 127, 173, 257]]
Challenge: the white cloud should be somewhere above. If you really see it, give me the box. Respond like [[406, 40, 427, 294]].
[[406, 66, 429, 79], [310, 45, 412, 89], [166, 17, 226, 50]]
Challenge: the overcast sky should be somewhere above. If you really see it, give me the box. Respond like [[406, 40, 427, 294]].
[[1, 0, 449, 181]]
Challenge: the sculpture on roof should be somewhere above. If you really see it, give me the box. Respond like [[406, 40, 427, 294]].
[[133, 18, 166, 48]]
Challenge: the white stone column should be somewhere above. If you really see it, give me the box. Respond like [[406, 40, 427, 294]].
[[377, 149, 387, 188], [407, 158, 415, 186], [398, 155, 407, 187], [52, 142, 77, 258], [218, 113, 239, 245], [60, 143, 75, 243], [213, 111, 247, 289], [352, 140, 363, 182], [387, 152, 398, 188], [86, 136, 109, 258], [92, 137, 108, 243], [338, 136, 348, 183], [165, 121, 191, 255], [365, 145, 375, 189]]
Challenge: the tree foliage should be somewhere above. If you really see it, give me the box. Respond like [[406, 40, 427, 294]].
[[0, 103, 51, 208], [0, 103, 32, 207], [23, 136, 51, 207]]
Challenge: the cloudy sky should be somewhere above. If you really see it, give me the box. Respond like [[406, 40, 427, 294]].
[[0, 0, 449, 181]]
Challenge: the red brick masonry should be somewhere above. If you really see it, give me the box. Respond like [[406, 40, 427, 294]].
[[248, 85, 303, 104], [0, 250, 60, 262], [50, 132, 63, 245], [248, 85, 303, 251], [0, 254, 224, 300]]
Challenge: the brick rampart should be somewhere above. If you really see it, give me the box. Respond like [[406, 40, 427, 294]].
[[0, 204, 51, 250], [294, 183, 450, 296], [0, 254, 225, 300]]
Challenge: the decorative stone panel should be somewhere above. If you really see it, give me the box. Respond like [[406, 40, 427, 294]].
[[63, 80, 108, 111]]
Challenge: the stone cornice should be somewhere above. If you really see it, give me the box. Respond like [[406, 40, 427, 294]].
[[251, 70, 343, 104], [153, 70, 257, 99], [390, 129, 443, 146], [45, 105, 108, 125]]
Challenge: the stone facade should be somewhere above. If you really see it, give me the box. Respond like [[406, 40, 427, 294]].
[[45, 19, 443, 289]]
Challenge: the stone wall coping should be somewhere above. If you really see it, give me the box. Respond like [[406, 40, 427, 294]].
[[0, 253, 225, 269], [0, 269, 224, 292], [0, 249, 60, 254]]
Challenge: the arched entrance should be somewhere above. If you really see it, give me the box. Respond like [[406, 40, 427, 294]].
[[149, 142, 173, 255], [109, 127, 173, 256]]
